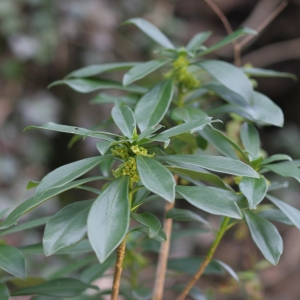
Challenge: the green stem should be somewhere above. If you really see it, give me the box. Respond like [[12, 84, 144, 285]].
[[176, 217, 230, 300]]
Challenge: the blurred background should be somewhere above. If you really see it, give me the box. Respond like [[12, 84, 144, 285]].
[[1, 0, 300, 299]]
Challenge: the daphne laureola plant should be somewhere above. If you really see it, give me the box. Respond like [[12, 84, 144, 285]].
[[0, 17, 299, 300]]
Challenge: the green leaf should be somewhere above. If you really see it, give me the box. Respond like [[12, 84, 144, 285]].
[[25, 122, 116, 142], [48, 78, 147, 94], [90, 93, 138, 106], [239, 176, 268, 209], [87, 177, 130, 263], [49, 256, 96, 279], [135, 79, 174, 131], [250, 91, 284, 127], [26, 180, 39, 190], [199, 126, 239, 160], [0, 283, 9, 300], [266, 194, 300, 229], [170, 107, 207, 122], [124, 18, 175, 49], [168, 257, 224, 275], [186, 32, 212, 51], [133, 227, 167, 242], [0, 216, 50, 237], [240, 123, 260, 159], [198, 60, 253, 104], [43, 200, 94, 256], [131, 212, 161, 238], [123, 59, 169, 86], [199, 27, 257, 56], [258, 209, 293, 226], [81, 255, 115, 283], [215, 260, 240, 284], [0, 174, 106, 230], [242, 67, 297, 80], [156, 155, 259, 177], [264, 162, 300, 182], [0, 245, 26, 279], [166, 208, 211, 228], [97, 141, 113, 155], [66, 62, 140, 78], [243, 210, 283, 265], [11, 278, 98, 297], [166, 166, 229, 190], [176, 186, 242, 219], [136, 156, 175, 202], [153, 117, 214, 140], [111, 105, 136, 138], [207, 90, 284, 127], [137, 124, 164, 142], [261, 154, 292, 165]]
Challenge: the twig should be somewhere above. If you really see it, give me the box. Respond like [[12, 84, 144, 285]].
[[241, 38, 300, 67], [152, 176, 178, 300], [237, 1, 288, 49], [111, 238, 127, 300], [176, 217, 230, 300], [203, 0, 241, 66]]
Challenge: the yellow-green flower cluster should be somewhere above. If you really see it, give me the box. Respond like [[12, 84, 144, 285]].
[[165, 55, 200, 90], [111, 145, 155, 183], [113, 156, 140, 183], [130, 145, 155, 157]]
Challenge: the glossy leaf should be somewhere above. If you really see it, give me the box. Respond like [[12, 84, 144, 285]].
[[168, 257, 224, 275], [154, 117, 214, 141], [66, 62, 140, 78], [135, 79, 174, 131], [11, 278, 98, 297], [136, 156, 175, 202], [134, 227, 167, 242], [251, 91, 284, 127], [0, 175, 105, 230], [198, 60, 253, 104], [137, 124, 164, 142], [124, 18, 175, 49], [166, 166, 229, 189], [88, 177, 130, 263], [25, 122, 116, 142], [123, 59, 169, 86], [264, 162, 300, 182], [266, 194, 300, 229], [200, 126, 239, 160], [186, 31, 212, 51], [131, 212, 161, 238], [242, 67, 297, 80], [258, 209, 293, 226], [176, 186, 242, 219], [170, 107, 207, 122], [43, 200, 94, 256], [111, 105, 136, 138], [0, 216, 50, 237], [81, 255, 115, 283], [0, 283, 9, 300], [240, 123, 260, 159], [239, 176, 268, 209], [166, 208, 211, 228], [261, 154, 292, 165], [156, 155, 259, 177], [199, 27, 257, 56], [243, 210, 283, 265], [0, 245, 26, 279], [48, 78, 147, 94]]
